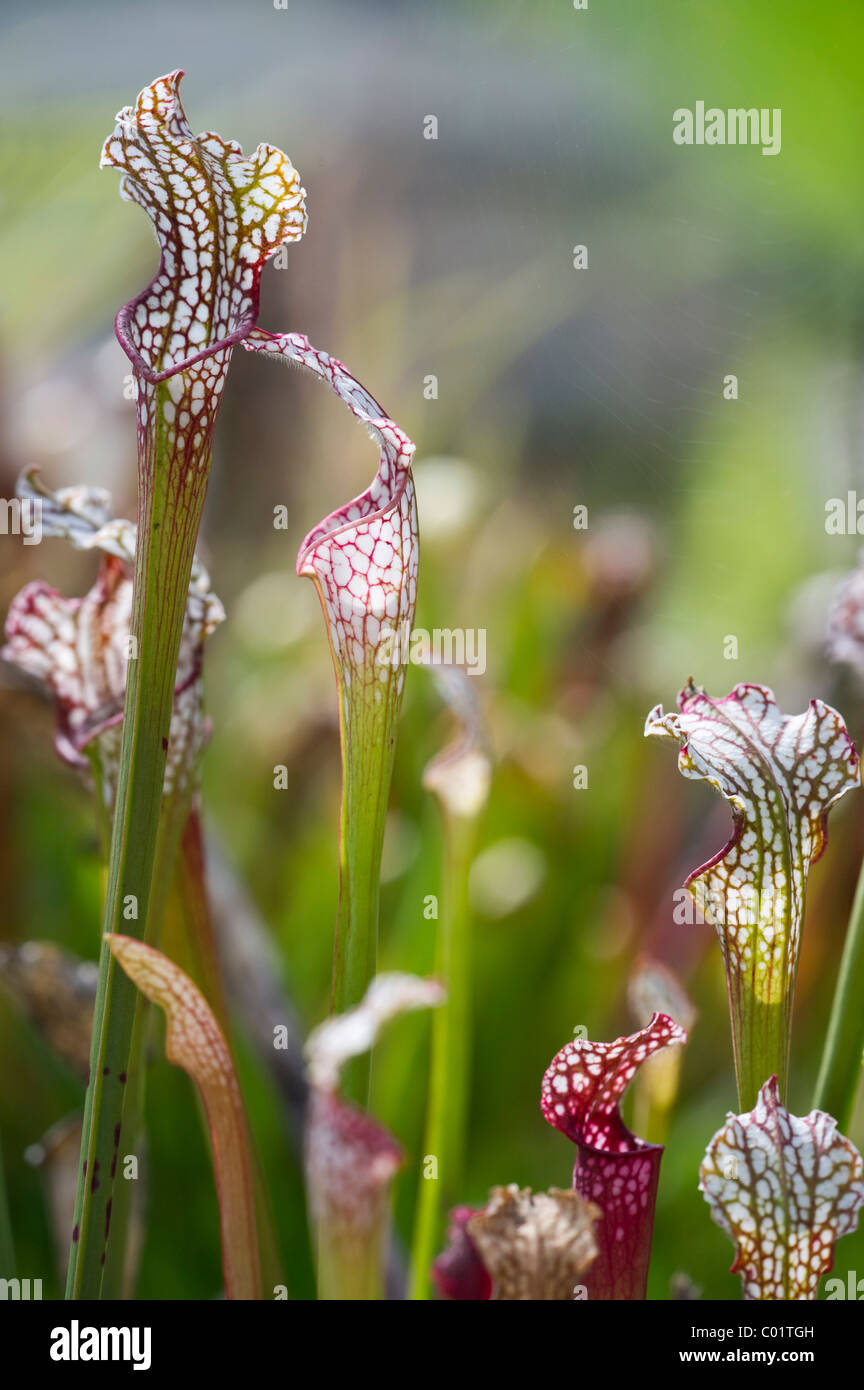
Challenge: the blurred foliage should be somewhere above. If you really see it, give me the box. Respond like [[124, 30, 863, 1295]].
[[1, 0, 864, 1300]]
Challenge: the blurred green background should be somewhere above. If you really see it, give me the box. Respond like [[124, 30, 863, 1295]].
[[1, 0, 864, 1300]]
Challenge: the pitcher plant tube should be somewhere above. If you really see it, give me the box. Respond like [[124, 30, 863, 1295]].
[[244, 330, 418, 1105], [432, 1186, 599, 1301], [645, 681, 859, 1112], [431, 1205, 492, 1301], [304, 973, 443, 1299], [700, 1076, 864, 1300], [106, 935, 261, 1299], [541, 1013, 687, 1300], [66, 69, 306, 1299], [3, 467, 224, 863]]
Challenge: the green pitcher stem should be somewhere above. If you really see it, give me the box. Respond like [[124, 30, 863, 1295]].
[[88, 760, 199, 1298], [814, 850, 864, 1128], [410, 812, 476, 1300], [332, 693, 397, 1107], [65, 381, 212, 1299], [730, 980, 790, 1114], [317, 1223, 387, 1301]]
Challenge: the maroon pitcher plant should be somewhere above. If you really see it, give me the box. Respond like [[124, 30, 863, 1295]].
[[542, 1013, 687, 1299]]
